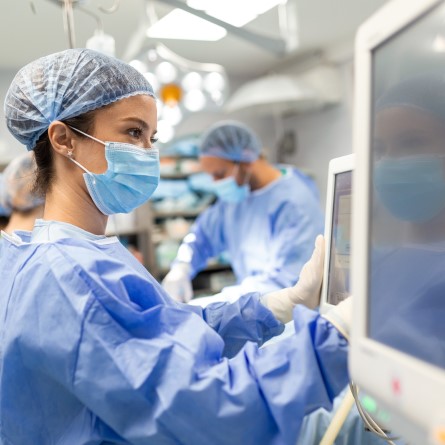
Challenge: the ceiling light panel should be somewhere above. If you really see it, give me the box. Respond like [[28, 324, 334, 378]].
[[147, 9, 227, 41], [186, 0, 285, 27]]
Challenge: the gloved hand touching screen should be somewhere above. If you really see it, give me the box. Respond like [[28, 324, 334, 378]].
[[262, 235, 325, 323]]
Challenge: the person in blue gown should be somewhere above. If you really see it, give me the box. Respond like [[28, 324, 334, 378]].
[[162, 120, 324, 302], [0, 152, 44, 232], [0, 48, 350, 445], [0, 151, 43, 255]]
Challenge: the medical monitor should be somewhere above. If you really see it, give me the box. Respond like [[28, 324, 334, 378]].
[[350, 1, 445, 444], [320, 154, 354, 314]]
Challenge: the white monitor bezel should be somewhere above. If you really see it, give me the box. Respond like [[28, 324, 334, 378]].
[[319, 154, 354, 315], [350, 0, 445, 443]]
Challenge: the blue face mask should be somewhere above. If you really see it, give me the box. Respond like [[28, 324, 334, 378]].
[[68, 127, 160, 215], [212, 165, 251, 203], [374, 156, 445, 222]]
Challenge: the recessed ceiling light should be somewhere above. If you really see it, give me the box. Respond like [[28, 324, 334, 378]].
[[187, 0, 286, 27], [147, 9, 227, 41]]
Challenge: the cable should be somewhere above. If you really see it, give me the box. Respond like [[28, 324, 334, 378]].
[[349, 381, 401, 444]]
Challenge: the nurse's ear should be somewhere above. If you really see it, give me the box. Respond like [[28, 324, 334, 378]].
[[47, 121, 75, 158]]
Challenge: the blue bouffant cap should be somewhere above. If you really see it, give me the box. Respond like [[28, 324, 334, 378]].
[[200, 120, 261, 163], [5, 48, 155, 150]]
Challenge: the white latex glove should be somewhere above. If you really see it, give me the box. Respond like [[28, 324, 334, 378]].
[[322, 296, 353, 341], [262, 235, 325, 323], [162, 262, 193, 303]]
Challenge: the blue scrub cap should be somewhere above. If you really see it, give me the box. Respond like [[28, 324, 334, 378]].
[[376, 73, 445, 119], [200, 120, 261, 163], [0, 152, 44, 214], [5, 48, 155, 151]]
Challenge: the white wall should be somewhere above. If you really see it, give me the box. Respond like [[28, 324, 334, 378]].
[[274, 60, 354, 206], [0, 71, 27, 167]]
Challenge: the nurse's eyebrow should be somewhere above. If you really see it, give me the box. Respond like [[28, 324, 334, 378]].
[[120, 117, 151, 130]]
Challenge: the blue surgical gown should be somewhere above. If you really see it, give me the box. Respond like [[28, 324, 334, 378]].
[[175, 167, 324, 297], [264, 325, 395, 445], [0, 221, 348, 445]]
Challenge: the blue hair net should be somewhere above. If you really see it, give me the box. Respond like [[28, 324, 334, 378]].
[[200, 121, 261, 163], [0, 152, 44, 214], [376, 73, 445, 119], [5, 48, 155, 151]]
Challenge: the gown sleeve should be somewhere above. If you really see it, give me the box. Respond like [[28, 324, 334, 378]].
[[187, 292, 285, 357]]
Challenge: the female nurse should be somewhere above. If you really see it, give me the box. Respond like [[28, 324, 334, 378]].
[[0, 48, 349, 445]]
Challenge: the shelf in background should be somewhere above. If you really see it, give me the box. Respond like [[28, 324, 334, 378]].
[[153, 203, 213, 219], [157, 262, 231, 277], [160, 173, 191, 180]]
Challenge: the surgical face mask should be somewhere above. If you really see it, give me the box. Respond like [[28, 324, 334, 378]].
[[68, 127, 160, 215], [374, 155, 445, 222], [212, 164, 251, 203]]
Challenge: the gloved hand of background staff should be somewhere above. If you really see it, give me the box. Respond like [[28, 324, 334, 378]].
[[162, 262, 193, 303], [262, 235, 325, 323]]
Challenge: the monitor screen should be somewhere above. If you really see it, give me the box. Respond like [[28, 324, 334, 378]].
[[367, 1, 445, 370], [327, 170, 352, 306]]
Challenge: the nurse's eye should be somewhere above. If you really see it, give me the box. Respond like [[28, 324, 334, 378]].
[[150, 137, 159, 145], [128, 127, 143, 139], [397, 134, 432, 154]]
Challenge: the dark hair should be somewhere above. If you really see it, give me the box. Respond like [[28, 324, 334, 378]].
[[0, 216, 9, 230], [33, 110, 96, 196]]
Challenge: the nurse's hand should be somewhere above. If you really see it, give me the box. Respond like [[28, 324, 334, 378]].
[[162, 263, 193, 303], [322, 296, 352, 341], [262, 235, 325, 323]]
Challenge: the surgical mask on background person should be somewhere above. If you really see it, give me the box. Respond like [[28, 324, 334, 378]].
[[374, 155, 445, 222], [68, 126, 160, 215], [212, 164, 251, 203]]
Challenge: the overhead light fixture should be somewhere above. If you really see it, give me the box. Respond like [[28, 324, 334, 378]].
[[128, 43, 229, 141], [184, 90, 206, 111], [433, 34, 445, 52], [86, 30, 115, 57], [225, 68, 341, 115], [225, 75, 320, 115], [157, 120, 175, 143], [161, 105, 183, 126], [129, 60, 148, 73], [181, 72, 203, 91], [186, 0, 286, 28], [155, 61, 178, 83], [146, 9, 226, 41]]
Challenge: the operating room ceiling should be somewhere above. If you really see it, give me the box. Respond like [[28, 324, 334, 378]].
[[1, 0, 388, 78]]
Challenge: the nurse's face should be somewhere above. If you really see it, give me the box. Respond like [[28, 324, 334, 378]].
[[373, 106, 445, 159], [71, 94, 158, 174], [200, 157, 250, 186], [373, 106, 445, 227]]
